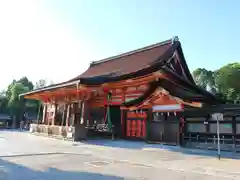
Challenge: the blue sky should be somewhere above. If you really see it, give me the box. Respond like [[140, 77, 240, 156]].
[[0, 0, 239, 89]]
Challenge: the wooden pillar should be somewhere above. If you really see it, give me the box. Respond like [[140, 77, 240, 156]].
[[122, 88, 126, 103], [80, 101, 85, 125], [233, 116, 236, 150], [37, 103, 41, 124], [52, 103, 57, 125], [204, 115, 210, 134], [233, 116, 236, 134], [42, 103, 47, 124], [71, 103, 75, 126], [146, 108, 153, 141], [121, 88, 126, 137], [77, 101, 82, 125], [66, 104, 71, 126], [61, 104, 66, 126]]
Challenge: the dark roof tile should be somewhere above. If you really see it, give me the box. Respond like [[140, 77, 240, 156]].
[[73, 39, 172, 79]]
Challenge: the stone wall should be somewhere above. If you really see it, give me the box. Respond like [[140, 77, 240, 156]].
[[29, 123, 87, 141]]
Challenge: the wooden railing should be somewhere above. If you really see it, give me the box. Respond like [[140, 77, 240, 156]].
[[183, 133, 240, 152]]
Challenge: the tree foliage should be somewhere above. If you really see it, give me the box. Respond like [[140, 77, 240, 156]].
[[192, 62, 240, 102], [192, 68, 216, 93], [0, 77, 54, 124], [0, 90, 8, 113], [7, 83, 29, 116], [215, 63, 240, 101]]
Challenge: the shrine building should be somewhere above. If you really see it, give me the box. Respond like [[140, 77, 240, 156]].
[[20, 36, 220, 146]]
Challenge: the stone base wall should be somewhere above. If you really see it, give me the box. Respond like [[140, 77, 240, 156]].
[[29, 124, 87, 141]]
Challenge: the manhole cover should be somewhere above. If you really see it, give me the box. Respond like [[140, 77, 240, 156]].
[[88, 161, 112, 167]]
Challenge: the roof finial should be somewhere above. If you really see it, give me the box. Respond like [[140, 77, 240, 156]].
[[90, 61, 95, 67], [172, 36, 179, 44]]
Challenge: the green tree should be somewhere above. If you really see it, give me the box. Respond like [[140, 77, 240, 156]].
[[192, 68, 216, 93], [5, 77, 33, 103], [18, 77, 34, 91], [7, 83, 29, 116], [4, 77, 36, 124], [0, 90, 8, 113], [193, 63, 240, 103], [6, 80, 17, 102], [214, 63, 240, 101]]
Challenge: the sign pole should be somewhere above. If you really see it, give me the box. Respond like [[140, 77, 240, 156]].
[[212, 113, 223, 160], [217, 118, 220, 160]]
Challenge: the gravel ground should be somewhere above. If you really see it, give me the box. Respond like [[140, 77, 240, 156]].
[[1, 130, 240, 180]]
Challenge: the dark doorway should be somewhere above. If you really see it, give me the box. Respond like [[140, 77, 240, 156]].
[[148, 112, 179, 145], [163, 114, 179, 145], [109, 106, 122, 137], [148, 113, 165, 142]]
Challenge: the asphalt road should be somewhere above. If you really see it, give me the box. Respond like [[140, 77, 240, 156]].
[[1, 130, 240, 179]]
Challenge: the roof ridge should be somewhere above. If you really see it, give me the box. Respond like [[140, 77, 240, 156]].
[[91, 37, 177, 66]]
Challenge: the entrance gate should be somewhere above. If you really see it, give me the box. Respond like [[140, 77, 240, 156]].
[[148, 113, 179, 145], [126, 111, 147, 139]]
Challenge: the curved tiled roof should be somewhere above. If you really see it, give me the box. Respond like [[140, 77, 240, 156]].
[[75, 39, 172, 78], [20, 36, 219, 104]]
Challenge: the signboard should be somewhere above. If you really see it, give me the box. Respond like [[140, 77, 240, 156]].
[[152, 104, 183, 112], [211, 113, 223, 121]]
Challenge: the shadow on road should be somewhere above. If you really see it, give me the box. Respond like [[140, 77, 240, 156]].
[[84, 139, 147, 149], [83, 139, 240, 160], [0, 129, 28, 133], [0, 158, 125, 180]]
